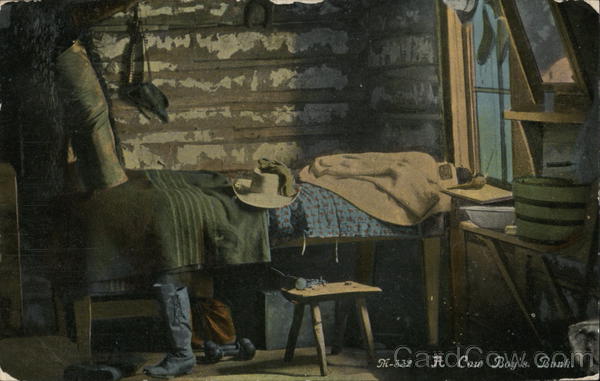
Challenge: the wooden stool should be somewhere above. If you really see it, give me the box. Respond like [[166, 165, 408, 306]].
[[281, 281, 382, 376]]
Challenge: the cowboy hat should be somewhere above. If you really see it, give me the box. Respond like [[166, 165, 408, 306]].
[[122, 81, 170, 123], [233, 167, 299, 208]]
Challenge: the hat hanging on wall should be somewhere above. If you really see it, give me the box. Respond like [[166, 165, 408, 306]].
[[121, 4, 170, 122], [233, 162, 299, 209], [443, 0, 478, 23], [244, 0, 325, 28], [268, 0, 324, 3]]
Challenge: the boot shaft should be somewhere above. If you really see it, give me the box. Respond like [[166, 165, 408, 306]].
[[153, 283, 193, 356]]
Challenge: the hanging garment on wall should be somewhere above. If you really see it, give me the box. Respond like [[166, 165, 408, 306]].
[[443, 0, 478, 23], [477, 8, 495, 65], [56, 40, 129, 191]]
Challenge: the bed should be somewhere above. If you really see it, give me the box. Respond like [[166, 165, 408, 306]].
[[55, 172, 448, 357]]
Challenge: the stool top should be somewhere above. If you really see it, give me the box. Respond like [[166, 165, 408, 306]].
[[281, 281, 382, 302]]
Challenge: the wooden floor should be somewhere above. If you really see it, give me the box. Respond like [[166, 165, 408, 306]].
[[0, 336, 380, 381], [127, 347, 377, 381], [1, 336, 591, 381]]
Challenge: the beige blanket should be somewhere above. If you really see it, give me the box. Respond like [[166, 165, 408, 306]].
[[299, 152, 455, 226]]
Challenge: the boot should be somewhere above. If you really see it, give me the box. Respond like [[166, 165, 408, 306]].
[[63, 363, 122, 381], [144, 284, 196, 378]]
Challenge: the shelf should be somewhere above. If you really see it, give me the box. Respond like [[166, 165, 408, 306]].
[[460, 221, 569, 253], [504, 110, 586, 124], [443, 184, 512, 204]]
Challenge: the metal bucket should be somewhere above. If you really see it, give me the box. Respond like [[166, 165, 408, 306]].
[[513, 177, 590, 244]]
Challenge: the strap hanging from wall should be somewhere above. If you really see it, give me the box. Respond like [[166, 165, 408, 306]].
[[121, 4, 169, 123]]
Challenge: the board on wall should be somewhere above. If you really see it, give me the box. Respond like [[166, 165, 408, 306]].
[[90, 0, 369, 172], [365, 0, 444, 157]]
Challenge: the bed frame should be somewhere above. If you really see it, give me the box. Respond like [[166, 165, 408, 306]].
[[58, 210, 447, 359]]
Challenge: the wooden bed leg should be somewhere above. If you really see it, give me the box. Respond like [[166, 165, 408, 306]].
[[450, 207, 468, 344], [74, 295, 92, 361], [355, 241, 376, 285], [423, 236, 441, 347]]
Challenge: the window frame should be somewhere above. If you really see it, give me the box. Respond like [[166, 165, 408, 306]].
[[443, 5, 480, 176], [442, 1, 541, 188], [500, 0, 591, 108]]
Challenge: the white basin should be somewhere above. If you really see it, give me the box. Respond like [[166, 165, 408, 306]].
[[460, 206, 515, 230]]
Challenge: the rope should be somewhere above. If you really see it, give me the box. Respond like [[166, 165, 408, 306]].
[[301, 233, 307, 256]]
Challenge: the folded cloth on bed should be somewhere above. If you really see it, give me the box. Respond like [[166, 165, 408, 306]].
[[298, 152, 453, 226]]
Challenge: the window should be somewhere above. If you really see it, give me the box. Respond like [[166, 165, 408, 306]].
[[444, 0, 513, 186], [471, 1, 512, 184]]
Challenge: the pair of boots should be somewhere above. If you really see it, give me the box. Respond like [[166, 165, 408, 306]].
[[143, 284, 196, 378]]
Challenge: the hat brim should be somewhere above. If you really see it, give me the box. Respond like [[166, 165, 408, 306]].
[[233, 179, 299, 208], [456, 0, 478, 23]]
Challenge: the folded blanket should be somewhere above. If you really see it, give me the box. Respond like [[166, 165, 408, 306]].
[[62, 170, 270, 283], [145, 170, 270, 269], [299, 152, 454, 226]]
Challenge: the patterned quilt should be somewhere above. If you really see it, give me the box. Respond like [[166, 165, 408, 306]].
[[269, 183, 422, 243]]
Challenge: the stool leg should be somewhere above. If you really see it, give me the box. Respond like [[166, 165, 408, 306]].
[[331, 299, 350, 355], [310, 302, 328, 376], [284, 303, 304, 362], [355, 296, 376, 365]]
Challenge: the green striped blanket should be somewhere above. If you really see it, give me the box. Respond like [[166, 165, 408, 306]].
[[145, 170, 270, 270], [70, 170, 270, 282]]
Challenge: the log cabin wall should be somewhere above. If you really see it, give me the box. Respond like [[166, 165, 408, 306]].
[[2, 0, 452, 334], [89, 0, 369, 172], [82, 0, 449, 344], [364, 0, 445, 158]]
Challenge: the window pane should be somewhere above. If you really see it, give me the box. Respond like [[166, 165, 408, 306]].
[[472, 0, 512, 184], [515, 0, 575, 83], [477, 92, 506, 180], [473, 9, 509, 90]]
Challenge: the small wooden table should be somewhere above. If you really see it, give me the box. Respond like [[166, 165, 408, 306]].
[[456, 221, 597, 346], [274, 231, 446, 347], [281, 281, 382, 376]]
